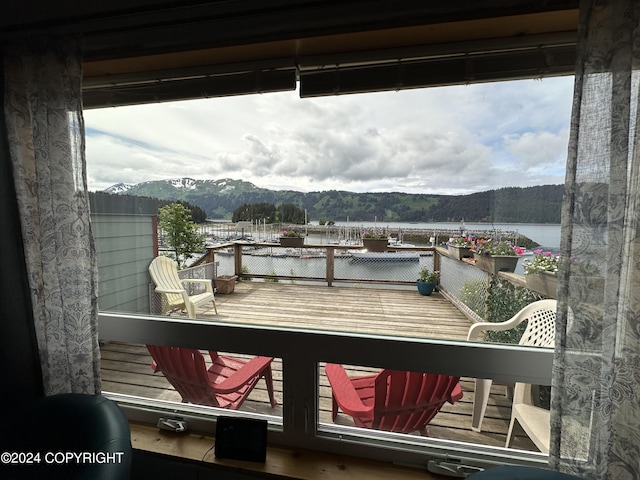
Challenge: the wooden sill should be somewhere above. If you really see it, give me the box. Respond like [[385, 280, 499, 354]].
[[130, 422, 447, 479]]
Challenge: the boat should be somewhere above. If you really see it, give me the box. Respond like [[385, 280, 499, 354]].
[[388, 240, 415, 248], [350, 251, 420, 262]]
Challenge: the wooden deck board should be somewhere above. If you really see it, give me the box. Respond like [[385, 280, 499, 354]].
[[100, 282, 540, 452]]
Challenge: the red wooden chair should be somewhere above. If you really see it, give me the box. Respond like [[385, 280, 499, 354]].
[[147, 345, 277, 409], [325, 364, 463, 435]]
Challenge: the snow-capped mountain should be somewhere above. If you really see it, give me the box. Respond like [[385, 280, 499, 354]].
[[103, 182, 134, 194], [102, 177, 260, 199]]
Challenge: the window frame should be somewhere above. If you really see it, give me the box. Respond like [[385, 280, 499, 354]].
[[99, 311, 553, 471]]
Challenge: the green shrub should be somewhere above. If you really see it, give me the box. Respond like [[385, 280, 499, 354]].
[[264, 269, 279, 283], [484, 276, 540, 344], [240, 264, 250, 281]]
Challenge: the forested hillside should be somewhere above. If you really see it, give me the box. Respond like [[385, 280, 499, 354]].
[[423, 185, 563, 223], [103, 178, 563, 224]]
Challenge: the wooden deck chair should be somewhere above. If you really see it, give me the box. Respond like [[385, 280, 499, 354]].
[[149, 256, 217, 318], [466, 299, 557, 435], [324, 364, 463, 435], [147, 345, 277, 410]]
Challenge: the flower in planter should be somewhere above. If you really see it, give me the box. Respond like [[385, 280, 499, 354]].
[[472, 239, 525, 256], [523, 249, 560, 274], [418, 267, 440, 284], [362, 230, 387, 239], [281, 229, 302, 237], [449, 236, 474, 248]]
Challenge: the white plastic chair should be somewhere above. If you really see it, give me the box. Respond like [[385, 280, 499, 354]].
[[148, 256, 217, 318], [466, 299, 556, 437], [505, 382, 551, 452]]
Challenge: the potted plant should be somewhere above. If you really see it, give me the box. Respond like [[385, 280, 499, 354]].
[[523, 249, 559, 298], [471, 239, 524, 275], [213, 275, 239, 294], [280, 229, 304, 247], [362, 230, 389, 252], [448, 236, 474, 260], [416, 267, 439, 296]]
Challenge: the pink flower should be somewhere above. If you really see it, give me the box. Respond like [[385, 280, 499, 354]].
[[513, 246, 526, 256], [533, 248, 543, 254]]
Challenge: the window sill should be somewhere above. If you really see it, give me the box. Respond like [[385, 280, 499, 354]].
[[129, 421, 441, 479]]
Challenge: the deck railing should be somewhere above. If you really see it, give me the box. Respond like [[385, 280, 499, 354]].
[[199, 242, 437, 287]]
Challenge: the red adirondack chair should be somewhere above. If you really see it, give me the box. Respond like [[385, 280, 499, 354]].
[[147, 345, 277, 410], [325, 364, 463, 435]]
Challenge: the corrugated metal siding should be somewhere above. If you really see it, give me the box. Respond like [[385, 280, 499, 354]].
[[92, 213, 156, 313]]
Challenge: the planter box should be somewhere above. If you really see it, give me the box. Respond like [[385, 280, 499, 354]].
[[473, 252, 519, 275], [214, 275, 238, 294], [448, 245, 473, 261], [363, 238, 389, 252], [525, 272, 558, 299], [279, 236, 304, 247]]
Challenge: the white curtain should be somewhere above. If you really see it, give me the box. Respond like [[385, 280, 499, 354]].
[[551, 0, 640, 478], [3, 37, 101, 395]]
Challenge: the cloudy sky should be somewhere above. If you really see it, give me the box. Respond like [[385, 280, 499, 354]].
[[84, 75, 574, 195]]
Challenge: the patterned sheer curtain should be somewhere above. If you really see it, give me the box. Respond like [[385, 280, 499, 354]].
[[3, 37, 101, 395], [551, 0, 640, 478]]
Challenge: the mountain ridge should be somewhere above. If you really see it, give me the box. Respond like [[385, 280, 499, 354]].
[[102, 178, 563, 224]]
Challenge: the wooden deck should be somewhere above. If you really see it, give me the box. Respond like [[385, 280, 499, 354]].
[[100, 282, 539, 452]]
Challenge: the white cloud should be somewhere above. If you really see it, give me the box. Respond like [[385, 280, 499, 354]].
[[84, 76, 574, 194], [503, 129, 570, 171]]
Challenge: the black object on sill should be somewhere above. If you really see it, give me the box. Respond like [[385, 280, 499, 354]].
[[214, 417, 268, 463]]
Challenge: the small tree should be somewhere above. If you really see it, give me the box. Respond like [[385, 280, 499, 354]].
[[158, 203, 205, 268]]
